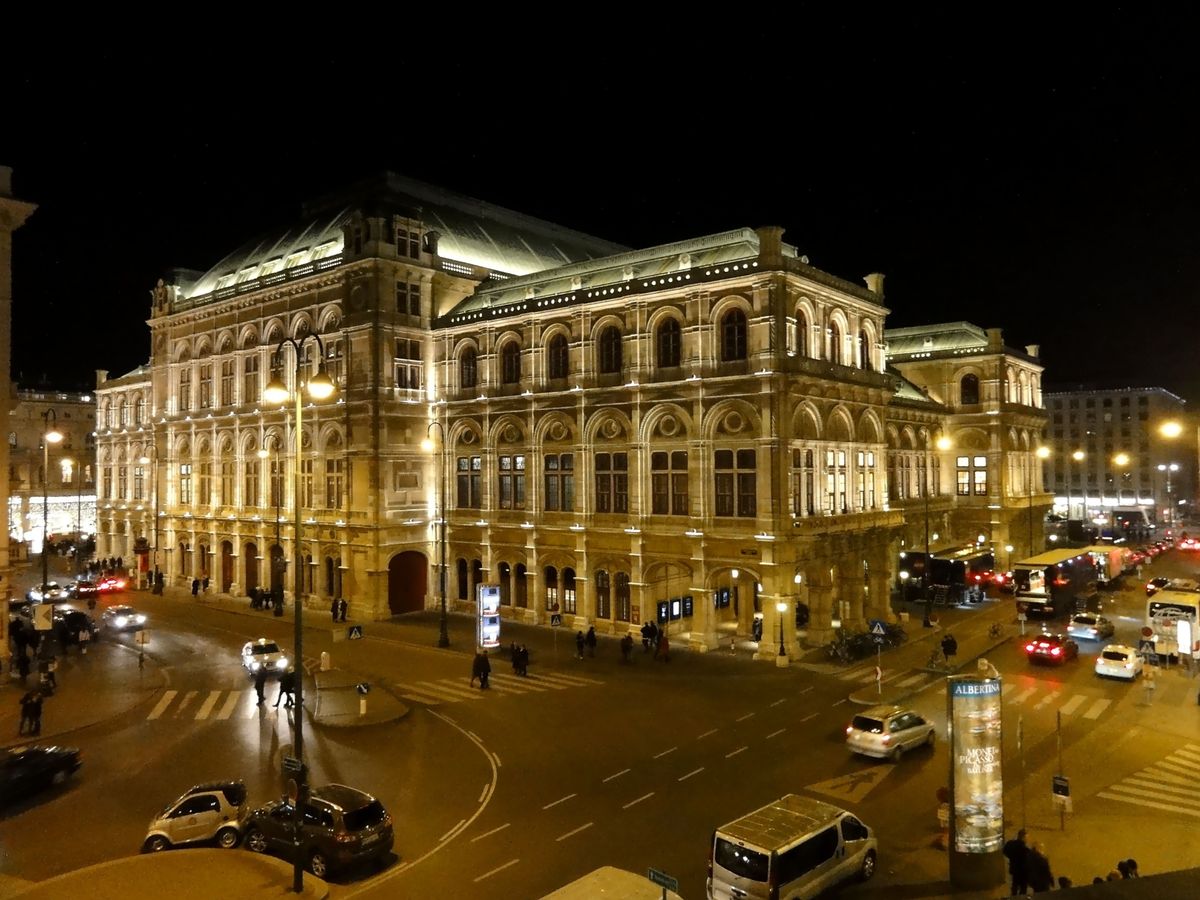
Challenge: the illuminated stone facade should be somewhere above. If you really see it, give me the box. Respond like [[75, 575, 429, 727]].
[[94, 175, 1048, 653]]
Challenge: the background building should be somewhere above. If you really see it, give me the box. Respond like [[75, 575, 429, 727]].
[[95, 174, 1048, 655]]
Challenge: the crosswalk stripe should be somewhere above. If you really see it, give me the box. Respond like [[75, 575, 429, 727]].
[[1172, 749, 1200, 766], [1137, 768, 1196, 789], [548, 672, 604, 685], [1034, 691, 1061, 710], [1158, 760, 1200, 779], [393, 684, 447, 704], [1186, 744, 1200, 755], [1116, 779, 1200, 803], [1009, 687, 1038, 705], [174, 691, 198, 717], [895, 673, 927, 688], [399, 693, 442, 706], [1083, 698, 1111, 719], [838, 666, 870, 682], [1096, 792, 1200, 819], [195, 690, 221, 720], [521, 675, 569, 690], [856, 670, 885, 685], [148, 691, 177, 720], [215, 692, 240, 720], [479, 678, 534, 695], [1059, 695, 1088, 716], [489, 675, 548, 692], [416, 681, 485, 701], [1166, 753, 1200, 771]]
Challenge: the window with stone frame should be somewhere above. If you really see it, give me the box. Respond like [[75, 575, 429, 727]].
[[396, 226, 421, 259], [457, 456, 481, 508], [651, 450, 688, 515], [614, 572, 631, 622], [598, 326, 623, 374], [460, 348, 478, 389], [721, 309, 748, 361], [396, 281, 421, 317], [243, 354, 259, 404], [792, 448, 816, 516], [134, 396, 145, 425], [198, 462, 212, 505], [179, 463, 192, 505], [198, 364, 213, 409], [220, 360, 235, 406], [715, 448, 757, 517], [595, 569, 611, 619], [394, 338, 423, 391], [220, 461, 234, 505], [497, 454, 526, 509], [501, 342, 522, 385], [118, 465, 128, 499], [562, 567, 577, 614], [544, 453, 574, 511], [244, 457, 260, 508], [544, 566, 559, 610], [325, 458, 344, 509], [547, 335, 569, 380], [594, 452, 628, 513], [325, 339, 345, 387], [824, 449, 848, 514], [134, 465, 145, 501], [657, 318, 681, 369], [179, 368, 192, 412]]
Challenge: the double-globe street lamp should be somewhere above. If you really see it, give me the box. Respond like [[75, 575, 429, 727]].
[[40, 411, 63, 594], [420, 421, 450, 648], [923, 435, 953, 628], [1069, 449, 1085, 522], [262, 334, 335, 894]]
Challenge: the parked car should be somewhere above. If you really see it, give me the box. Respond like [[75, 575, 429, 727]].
[[97, 574, 128, 594], [241, 639, 290, 676], [0, 745, 82, 805], [242, 784, 393, 878], [101, 605, 146, 632], [1095, 644, 1144, 681], [143, 781, 247, 851], [1067, 614, 1115, 641], [1178, 536, 1199, 551], [845, 705, 936, 761], [1024, 633, 1079, 665]]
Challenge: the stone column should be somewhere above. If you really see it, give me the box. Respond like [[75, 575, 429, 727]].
[[805, 571, 834, 646], [841, 570, 866, 631], [688, 577, 720, 651]]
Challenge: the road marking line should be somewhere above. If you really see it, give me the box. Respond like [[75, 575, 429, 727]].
[[439, 819, 466, 842], [856, 670, 883, 684], [473, 859, 520, 882], [896, 673, 926, 688], [1140, 767, 1197, 788], [545, 672, 605, 685], [1172, 749, 1200, 765], [736, 712, 755, 722], [766, 728, 786, 739], [471, 823, 510, 843], [1097, 793, 1200, 818], [1009, 687, 1038, 705], [1116, 779, 1200, 802], [725, 746, 748, 759], [798, 686, 814, 695], [603, 768, 631, 783], [623, 792, 655, 809], [519, 675, 569, 690], [393, 684, 445, 705], [831, 699, 847, 706], [493, 753, 502, 768], [174, 690, 198, 717], [678, 767, 704, 782], [1159, 760, 1200, 778], [195, 690, 221, 720], [478, 784, 489, 803], [880, 671, 905, 685], [769, 699, 787, 707], [399, 693, 442, 706], [1034, 691, 1061, 710], [697, 729, 719, 739], [838, 666, 869, 681], [1059, 695, 1088, 716], [1186, 744, 1200, 754], [1083, 698, 1111, 719], [800, 713, 818, 723], [542, 793, 577, 810], [147, 690, 176, 720], [215, 691, 240, 720], [479, 678, 536, 695], [468, 731, 481, 742], [555, 822, 593, 842], [654, 746, 677, 759], [417, 681, 485, 701]]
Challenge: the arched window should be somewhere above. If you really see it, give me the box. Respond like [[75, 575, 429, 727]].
[[547, 335, 569, 379], [859, 330, 872, 371], [514, 563, 528, 608], [501, 343, 521, 385], [828, 321, 843, 364], [796, 311, 809, 357], [720, 309, 748, 361], [961, 373, 980, 405], [598, 326, 623, 374], [460, 348, 477, 389], [133, 396, 145, 425], [499, 561, 512, 605], [562, 567, 577, 614], [595, 569, 611, 619], [657, 318, 681, 369]]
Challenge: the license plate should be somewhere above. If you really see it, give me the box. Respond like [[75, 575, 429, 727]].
[[362, 833, 379, 845]]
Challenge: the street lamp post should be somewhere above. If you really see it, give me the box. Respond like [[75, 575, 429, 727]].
[[923, 436, 953, 628], [776, 600, 788, 656], [258, 443, 283, 604], [1158, 463, 1179, 530], [420, 421, 450, 648], [1070, 449, 1085, 522], [40, 411, 63, 594], [139, 439, 162, 594], [1030, 446, 1051, 558], [263, 334, 335, 895], [1112, 452, 1131, 536]]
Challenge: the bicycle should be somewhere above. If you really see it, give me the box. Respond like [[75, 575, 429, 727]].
[[926, 647, 946, 670]]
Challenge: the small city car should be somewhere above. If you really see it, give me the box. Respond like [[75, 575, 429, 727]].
[[243, 784, 393, 878], [1095, 644, 1144, 681], [1179, 537, 1199, 551], [143, 781, 247, 851], [101, 605, 147, 632], [1066, 614, 1115, 641], [845, 705, 936, 761], [0, 745, 82, 806], [241, 639, 290, 676], [1025, 633, 1079, 665]]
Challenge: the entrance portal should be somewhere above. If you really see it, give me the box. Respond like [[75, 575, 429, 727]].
[[388, 551, 428, 615], [244, 542, 259, 594], [221, 541, 234, 593]]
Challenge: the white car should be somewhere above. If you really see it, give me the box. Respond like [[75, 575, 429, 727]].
[[101, 605, 146, 631], [240, 639, 290, 676], [1067, 614, 1115, 641], [26, 582, 69, 602], [1095, 644, 1144, 681], [845, 705, 936, 761]]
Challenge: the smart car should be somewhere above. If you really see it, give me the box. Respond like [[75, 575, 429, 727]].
[[143, 781, 247, 852], [845, 705, 936, 761], [241, 638, 289, 676]]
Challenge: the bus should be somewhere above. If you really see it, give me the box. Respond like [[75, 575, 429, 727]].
[[1146, 589, 1200, 659], [1013, 549, 1098, 619]]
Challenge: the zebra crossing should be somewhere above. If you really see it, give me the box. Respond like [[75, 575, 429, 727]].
[[392, 670, 604, 707], [1097, 745, 1200, 819], [1002, 681, 1112, 719], [835, 665, 933, 690], [145, 688, 288, 721]]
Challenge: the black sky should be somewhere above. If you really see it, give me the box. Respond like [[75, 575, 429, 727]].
[[6, 16, 1200, 400]]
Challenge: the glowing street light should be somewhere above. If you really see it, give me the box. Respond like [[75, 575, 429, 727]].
[[40, 411, 63, 594]]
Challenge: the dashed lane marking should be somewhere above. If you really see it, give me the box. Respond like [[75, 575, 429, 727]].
[[474, 859, 520, 883], [623, 792, 654, 809], [678, 767, 704, 782], [766, 728, 786, 739], [736, 712, 755, 722], [725, 746, 748, 759], [555, 822, 593, 842], [603, 769, 631, 783], [654, 747, 677, 759], [769, 699, 787, 707], [697, 729, 719, 739], [895, 673, 927, 688], [800, 713, 818, 723], [542, 793, 576, 810], [470, 823, 510, 843]]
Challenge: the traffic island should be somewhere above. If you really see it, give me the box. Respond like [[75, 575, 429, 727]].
[[311, 668, 409, 728]]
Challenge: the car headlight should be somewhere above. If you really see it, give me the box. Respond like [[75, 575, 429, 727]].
[[250, 661, 260, 670], [276, 657, 289, 669], [115, 617, 127, 628], [136, 615, 146, 624]]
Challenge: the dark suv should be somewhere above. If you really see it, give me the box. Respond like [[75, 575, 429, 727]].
[[243, 784, 392, 878]]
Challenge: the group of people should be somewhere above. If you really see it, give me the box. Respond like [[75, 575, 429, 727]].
[[470, 650, 492, 689], [87, 556, 123, 576], [507, 642, 530, 676], [640, 620, 671, 662], [247, 586, 283, 614], [575, 626, 598, 659], [1004, 828, 1141, 893], [190, 576, 210, 596], [253, 665, 296, 708], [329, 598, 349, 623]]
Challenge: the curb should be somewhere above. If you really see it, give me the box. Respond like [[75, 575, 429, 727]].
[[311, 671, 411, 729], [847, 636, 1011, 706]]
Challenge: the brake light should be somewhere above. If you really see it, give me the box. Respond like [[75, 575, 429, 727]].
[[846, 726, 854, 735], [1051, 647, 1061, 656], [335, 832, 357, 843], [1025, 643, 1035, 652]]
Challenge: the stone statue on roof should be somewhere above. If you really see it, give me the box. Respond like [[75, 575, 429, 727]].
[[150, 278, 170, 313]]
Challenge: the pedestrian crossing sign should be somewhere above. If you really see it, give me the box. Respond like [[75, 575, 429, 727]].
[[869, 619, 887, 636], [348, 625, 364, 640]]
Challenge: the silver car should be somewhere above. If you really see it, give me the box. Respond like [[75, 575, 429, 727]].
[[845, 705, 936, 761], [143, 781, 247, 851], [1067, 614, 1115, 641], [241, 638, 290, 676]]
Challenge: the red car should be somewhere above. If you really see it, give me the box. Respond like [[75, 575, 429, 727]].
[[1179, 537, 1199, 551], [1025, 634, 1079, 665], [97, 575, 127, 594]]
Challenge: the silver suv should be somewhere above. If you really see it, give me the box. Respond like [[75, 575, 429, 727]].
[[845, 705, 936, 761], [143, 781, 247, 852]]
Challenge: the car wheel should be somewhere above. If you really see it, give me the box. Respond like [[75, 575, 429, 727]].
[[144, 835, 170, 853], [860, 849, 877, 881], [244, 829, 268, 854], [308, 849, 329, 879], [925, 730, 936, 748], [216, 827, 240, 849], [891, 745, 904, 762]]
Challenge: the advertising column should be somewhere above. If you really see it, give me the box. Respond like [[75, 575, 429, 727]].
[[477, 583, 501, 649], [947, 674, 1005, 890]]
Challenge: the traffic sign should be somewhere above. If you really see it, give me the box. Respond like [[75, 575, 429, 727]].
[[348, 624, 364, 640], [1142, 626, 1155, 639], [33, 603, 54, 631], [1138, 639, 1156, 654], [1052, 775, 1070, 797], [282, 755, 303, 775], [356, 682, 371, 695], [648, 868, 679, 892], [550, 613, 562, 627], [869, 619, 887, 636]]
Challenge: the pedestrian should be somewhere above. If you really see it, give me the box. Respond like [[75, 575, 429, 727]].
[[202, 575, 210, 594], [337, 598, 348, 622], [641, 621, 652, 652], [941, 633, 958, 665], [621, 633, 634, 663], [655, 631, 671, 662], [331, 597, 339, 623], [517, 645, 529, 677], [575, 630, 585, 660], [479, 650, 491, 689], [1057, 876, 1072, 890], [16, 652, 30, 685], [18, 691, 35, 735], [274, 668, 296, 708], [78, 626, 91, 654], [116, 555, 123, 570], [1124, 859, 1139, 878], [470, 652, 483, 687], [586, 625, 597, 658], [28, 691, 43, 736], [1003, 828, 1030, 897], [254, 666, 268, 705], [649, 620, 660, 649], [1143, 664, 1157, 703], [510, 641, 520, 673], [191, 578, 200, 596], [1027, 842, 1054, 893]]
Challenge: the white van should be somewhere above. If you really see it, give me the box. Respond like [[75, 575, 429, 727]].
[[708, 794, 876, 900], [541, 866, 684, 899]]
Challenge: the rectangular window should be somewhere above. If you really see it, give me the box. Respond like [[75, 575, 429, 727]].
[[242, 354, 259, 404], [791, 449, 816, 516], [396, 227, 421, 259], [715, 449, 756, 518], [301, 459, 314, 508], [394, 337, 422, 391], [325, 458, 344, 509], [102, 466, 113, 499], [179, 368, 192, 412], [220, 462, 234, 506], [198, 364, 213, 409], [244, 459, 260, 508], [270, 460, 283, 509], [134, 465, 145, 501], [651, 451, 689, 515], [198, 462, 212, 506], [498, 455, 526, 509], [326, 340, 345, 387], [179, 463, 193, 505], [396, 281, 421, 317], [594, 452, 629, 514], [457, 456, 481, 509], [544, 453, 574, 512], [220, 360, 235, 406], [118, 466, 128, 500], [391, 462, 418, 492]]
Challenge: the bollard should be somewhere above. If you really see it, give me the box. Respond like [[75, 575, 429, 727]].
[[359, 695, 367, 716], [320, 651, 331, 672]]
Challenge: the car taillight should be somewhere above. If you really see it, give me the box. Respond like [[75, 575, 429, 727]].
[[1051, 647, 1061, 656], [846, 726, 854, 735], [1025, 643, 1035, 652], [881, 735, 891, 744], [335, 832, 357, 843]]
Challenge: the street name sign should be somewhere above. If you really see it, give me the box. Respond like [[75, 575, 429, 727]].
[[648, 868, 679, 892]]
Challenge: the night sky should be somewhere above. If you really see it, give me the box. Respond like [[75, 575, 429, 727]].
[[6, 18, 1199, 400]]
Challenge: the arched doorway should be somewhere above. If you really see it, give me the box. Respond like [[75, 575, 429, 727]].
[[244, 542, 259, 594], [388, 551, 428, 615], [220, 541, 234, 593]]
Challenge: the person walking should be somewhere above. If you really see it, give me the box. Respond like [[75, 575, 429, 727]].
[[331, 597, 339, 623], [649, 620, 660, 650], [621, 633, 634, 663], [641, 621, 652, 653], [479, 650, 491, 689], [191, 578, 200, 597], [274, 668, 296, 709], [655, 631, 671, 662], [254, 666, 268, 706], [470, 652, 483, 688], [18, 691, 36, 735], [941, 633, 958, 666], [575, 630, 585, 660], [517, 645, 529, 677], [28, 690, 43, 736], [585, 626, 597, 658], [202, 575, 210, 594], [337, 598, 348, 623], [1027, 842, 1054, 893], [1003, 828, 1030, 896]]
